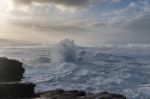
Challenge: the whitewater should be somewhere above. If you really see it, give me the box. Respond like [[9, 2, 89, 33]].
[[0, 40, 150, 99]]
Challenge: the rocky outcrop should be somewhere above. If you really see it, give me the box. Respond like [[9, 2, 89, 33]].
[[39, 89, 126, 99], [0, 57, 36, 98], [0, 82, 36, 98], [0, 57, 24, 82]]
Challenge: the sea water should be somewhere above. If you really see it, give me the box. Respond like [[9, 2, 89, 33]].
[[0, 42, 150, 99]]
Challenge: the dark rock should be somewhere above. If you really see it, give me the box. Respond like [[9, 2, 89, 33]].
[[0, 57, 25, 82], [39, 89, 126, 99], [0, 82, 36, 98], [42, 89, 65, 95], [51, 89, 65, 93], [65, 90, 86, 96], [0, 57, 37, 98]]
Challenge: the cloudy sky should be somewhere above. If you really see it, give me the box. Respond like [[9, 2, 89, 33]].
[[0, 0, 150, 46]]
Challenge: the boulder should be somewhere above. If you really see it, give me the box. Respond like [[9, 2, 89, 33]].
[[0, 82, 36, 98], [0, 57, 37, 98], [0, 57, 25, 82]]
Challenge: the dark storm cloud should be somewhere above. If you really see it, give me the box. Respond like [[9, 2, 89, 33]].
[[9, 0, 150, 44], [13, 0, 91, 7]]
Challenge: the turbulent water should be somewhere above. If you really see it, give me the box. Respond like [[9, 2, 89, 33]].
[[0, 42, 150, 99]]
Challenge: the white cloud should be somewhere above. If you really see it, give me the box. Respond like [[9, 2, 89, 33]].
[[129, 2, 139, 8]]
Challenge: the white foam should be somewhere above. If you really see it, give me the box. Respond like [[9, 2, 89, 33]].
[[50, 39, 77, 63]]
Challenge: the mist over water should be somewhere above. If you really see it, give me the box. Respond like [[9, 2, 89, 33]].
[[50, 39, 77, 63]]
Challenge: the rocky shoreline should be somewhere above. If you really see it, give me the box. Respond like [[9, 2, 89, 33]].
[[37, 89, 126, 99], [0, 57, 126, 99]]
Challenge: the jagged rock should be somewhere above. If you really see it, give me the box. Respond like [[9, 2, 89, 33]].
[[0, 57, 25, 82], [39, 89, 126, 99], [0, 82, 36, 98]]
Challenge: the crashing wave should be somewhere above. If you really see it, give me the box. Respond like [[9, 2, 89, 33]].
[[50, 39, 77, 63]]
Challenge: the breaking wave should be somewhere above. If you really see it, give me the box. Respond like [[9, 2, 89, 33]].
[[50, 39, 77, 63]]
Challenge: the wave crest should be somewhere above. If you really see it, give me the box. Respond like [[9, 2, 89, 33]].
[[50, 39, 77, 63]]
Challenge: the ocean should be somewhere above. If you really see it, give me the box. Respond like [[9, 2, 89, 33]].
[[0, 41, 150, 99]]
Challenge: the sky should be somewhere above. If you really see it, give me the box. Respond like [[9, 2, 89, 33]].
[[0, 0, 150, 46]]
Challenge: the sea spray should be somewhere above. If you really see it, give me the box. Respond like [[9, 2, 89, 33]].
[[50, 39, 77, 63]]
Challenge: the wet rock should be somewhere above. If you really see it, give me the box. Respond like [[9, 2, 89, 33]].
[[0, 57, 37, 98], [91, 92, 126, 99], [39, 89, 126, 99], [0, 82, 36, 98], [0, 57, 25, 82], [65, 90, 86, 96]]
